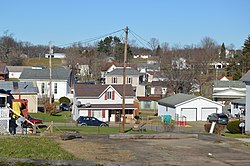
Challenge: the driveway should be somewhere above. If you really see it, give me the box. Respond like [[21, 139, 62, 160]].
[[56, 132, 250, 166]]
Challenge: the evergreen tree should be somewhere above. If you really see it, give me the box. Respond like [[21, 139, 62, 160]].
[[242, 35, 250, 73], [220, 42, 226, 59]]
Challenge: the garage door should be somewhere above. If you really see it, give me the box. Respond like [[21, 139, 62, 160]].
[[201, 108, 217, 121], [181, 108, 197, 121]]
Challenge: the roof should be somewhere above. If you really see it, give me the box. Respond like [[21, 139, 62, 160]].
[[101, 61, 123, 71], [158, 93, 197, 108], [74, 84, 135, 97], [137, 96, 161, 101], [213, 80, 246, 88], [19, 66, 71, 80], [7, 66, 33, 72], [231, 97, 246, 105], [106, 67, 140, 76], [151, 81, 168, 87], [240, 70, 250, 83], [0, 81, 38, 94], [77, 104, 136, 109]]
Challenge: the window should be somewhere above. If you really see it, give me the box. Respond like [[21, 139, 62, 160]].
[[54, 83, 58, 94], [144, 101, 151, 109], [41, 83, 45, 94], [107, 91, 112, 99], [112, 77, 117, 84], [127, 77, 132, 84]]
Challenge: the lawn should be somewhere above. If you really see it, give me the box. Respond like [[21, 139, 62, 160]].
[[0, 136, 77, 160], [24, 58, 62, 67], [30, 111, 73, 123]]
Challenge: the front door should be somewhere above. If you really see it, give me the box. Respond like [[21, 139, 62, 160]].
[[115, 111, 121, 122]]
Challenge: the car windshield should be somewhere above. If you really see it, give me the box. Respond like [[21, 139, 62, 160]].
[[218, 114, 227, 118]]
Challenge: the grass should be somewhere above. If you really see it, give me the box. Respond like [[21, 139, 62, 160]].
[[222, 132, 250, 138], [0, 136, 77, 160], [29, 111, 73, 123], [24, 58, 62, 67]]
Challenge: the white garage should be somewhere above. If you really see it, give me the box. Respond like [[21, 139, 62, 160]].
[[158, 93, 224, 121]]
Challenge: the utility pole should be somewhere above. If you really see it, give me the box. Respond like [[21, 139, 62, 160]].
[[122, 26, 128, 133], [49, 41, 53, 104]]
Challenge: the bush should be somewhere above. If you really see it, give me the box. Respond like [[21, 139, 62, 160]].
[[204, 123, 226, 135], [59, 96, 70, 104], [227, 120, 241, 134]]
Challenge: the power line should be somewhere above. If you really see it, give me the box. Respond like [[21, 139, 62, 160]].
[[129, 29, 152, 49], [56, 29, 125, 47]]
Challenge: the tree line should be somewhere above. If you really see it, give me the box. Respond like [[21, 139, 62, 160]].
[[1, 31, 250, 93]]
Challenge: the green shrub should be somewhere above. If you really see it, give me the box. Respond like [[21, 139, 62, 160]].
[[59, 96, 70, 104], [227, 120, 241, 134]]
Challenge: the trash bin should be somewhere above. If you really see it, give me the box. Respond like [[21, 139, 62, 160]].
[[163, 115, 171, 124]]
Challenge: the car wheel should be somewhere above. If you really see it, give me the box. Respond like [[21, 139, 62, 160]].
[[100, 123, 107, 127], [80, 123, 87, 126]]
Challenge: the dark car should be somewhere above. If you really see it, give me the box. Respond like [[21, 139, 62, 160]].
[[59, 102, 70, 111], [26, 115, 43, 126], [76, 116, 109, 127], [207, 113, 229, 125]]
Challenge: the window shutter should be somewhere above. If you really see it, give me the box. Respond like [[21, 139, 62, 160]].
[[88, 110, 91, 116], [102, 110, 105, 118], [112, 91, 115, 100], [105, 92, 108, 100]]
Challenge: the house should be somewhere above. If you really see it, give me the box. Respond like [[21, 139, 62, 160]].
[[0, 62, 9, 81], [240, 70, 250, 134], [158, 93, 223, 121], [72, 84, 137, 123], [100, 61, 122, 84], [19, 66, 73, 101], [230, 97, 245, 117], [7, 66, 32, 79], [150, 81, 168, 96], [0, 89, 11, 133], [105, 67, 144, 96], [212, 80, 246, 105], [0, 81, 38, 113], [45, 53, 66, 59], [136, 96, 161, 112]]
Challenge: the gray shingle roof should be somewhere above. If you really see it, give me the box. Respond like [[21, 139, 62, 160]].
[[7, 66, 32, 72], [213, 80, 246, 88], [0, 81, 38, 94], [158, 93, 197, 108], [231, 97, 246, 105], [240, 70, 250, 83], [106, 67, 140, 76], [19, 66, 71, 80], [74, 84, 135, 97]]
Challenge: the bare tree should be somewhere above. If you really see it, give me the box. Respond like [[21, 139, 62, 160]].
[[149, 38, 160, 51]]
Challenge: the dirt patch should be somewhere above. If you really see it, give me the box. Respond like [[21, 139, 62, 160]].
[[56, 135, 136, 162]]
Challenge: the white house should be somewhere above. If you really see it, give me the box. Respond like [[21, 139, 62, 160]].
[[72, 84, 137, 123], [7, 66, 33, 79], [240, 70, 250, 134], [45, 53, 66, 59], [158, 93, 224, 121], [230, 97, 245, 117], [19, 66, 73, 101]]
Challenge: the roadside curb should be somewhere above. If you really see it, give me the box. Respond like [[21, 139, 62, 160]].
[[109, 133, 198, 139]]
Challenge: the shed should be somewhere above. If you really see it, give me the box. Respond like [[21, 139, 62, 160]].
[[158, 93, 224, 121]]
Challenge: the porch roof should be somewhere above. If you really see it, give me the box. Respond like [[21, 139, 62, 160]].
[[77, 104, 136, 109]]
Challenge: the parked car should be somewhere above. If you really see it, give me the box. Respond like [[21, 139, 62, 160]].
[[76, 116, 109, 127], [59, 102, 70, 111], [207, 113, 229, 125]]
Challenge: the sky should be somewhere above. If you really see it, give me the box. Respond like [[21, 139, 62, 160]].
[[0, 0, 249, 49]]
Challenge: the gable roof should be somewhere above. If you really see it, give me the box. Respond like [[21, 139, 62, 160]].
[[212, 88, 246, 98], [213, 80, 245, 88], [240, 70, 250, 83], [74, 84, 135, 98], [137, 96, 161, 101], [7, 66, 33, 72], [158, 93, 197, 108], [19, 66, 71, 80], [106, 67, 140, 76], [231, 97, 246, 105], [0, 81, 38, 94]]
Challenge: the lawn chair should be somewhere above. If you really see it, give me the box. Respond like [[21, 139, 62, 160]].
[[132, 122, 147, 132]]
